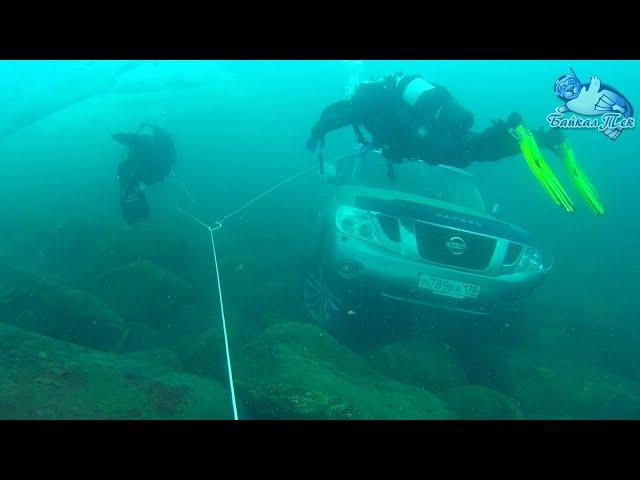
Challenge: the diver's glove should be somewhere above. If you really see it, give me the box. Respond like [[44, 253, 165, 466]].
[[306, 121, 327, 152], [486, 112, 523, 136], [307, 100, 354, 153], [491, 112, 523, 133], [305, 135, 324, 153]]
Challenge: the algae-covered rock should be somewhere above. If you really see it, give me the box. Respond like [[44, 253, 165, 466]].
[[0, 265, 74, 296], [527, 315, 640, 384], [0, 286, 128, 352], [0, 322, 231, 419], [42, 219, 199, 282], [369, 337, 469, 393], [176, 328, 227, 382], [124, 349, 183, 371], [438, 385, 523, 419], [494, 349, 640, 419], [118, 321, 165, 353], [236, 322, 454, 420], [171, 306, 216, 336], [96, 260, 192, 328], [173, 310, 260, 383], [262, 310, 300, 328], [109, 223, 194, 270]]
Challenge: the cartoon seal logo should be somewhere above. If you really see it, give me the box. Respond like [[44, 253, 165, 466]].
[[548, 68, 635, 140]]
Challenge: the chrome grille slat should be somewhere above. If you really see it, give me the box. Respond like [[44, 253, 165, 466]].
[[413, 220, 497, 270]]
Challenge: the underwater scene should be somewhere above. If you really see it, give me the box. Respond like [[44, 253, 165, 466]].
[[0, 60, 638, 420]]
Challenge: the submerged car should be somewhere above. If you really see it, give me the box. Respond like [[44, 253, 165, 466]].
[[303, 150, 553, 326]]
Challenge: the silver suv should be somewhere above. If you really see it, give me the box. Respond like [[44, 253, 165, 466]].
[[303, 151, 553, 325]]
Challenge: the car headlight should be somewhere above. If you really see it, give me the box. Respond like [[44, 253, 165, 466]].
[[336, 206, 381, 245], [516, 247, 545, 273]]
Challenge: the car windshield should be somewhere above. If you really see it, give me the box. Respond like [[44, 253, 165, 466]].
[[334, 152, 487, 212]]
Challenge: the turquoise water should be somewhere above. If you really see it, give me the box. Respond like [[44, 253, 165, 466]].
[[0, 60, 638, 419]]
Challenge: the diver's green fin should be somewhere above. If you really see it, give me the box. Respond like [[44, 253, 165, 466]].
[[555, 140, 605, 215], [514, 125, 575, 213]]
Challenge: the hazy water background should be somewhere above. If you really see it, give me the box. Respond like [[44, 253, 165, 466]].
[[0, 60, 638, 419]]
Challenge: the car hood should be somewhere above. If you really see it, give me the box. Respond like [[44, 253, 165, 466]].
[[351, 191, 534, 245]]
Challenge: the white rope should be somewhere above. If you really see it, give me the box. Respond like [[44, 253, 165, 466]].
[[208, 225, 238, 420], [177, 207, 215, 230], [182, 154, 355, 228], [217, 165, 317, 225], [177, 163, 322, 420]]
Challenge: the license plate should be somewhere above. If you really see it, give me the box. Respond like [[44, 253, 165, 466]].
[[418, 274, 480, 299]]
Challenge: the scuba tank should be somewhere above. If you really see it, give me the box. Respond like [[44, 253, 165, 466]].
[[395, 74, 474, 137], [137, 123, 177, 183], [395, 74, 437, 107]]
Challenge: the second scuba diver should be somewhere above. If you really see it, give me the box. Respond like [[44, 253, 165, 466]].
[[112, 124, 177, 224], [307, 72, 604, 214]]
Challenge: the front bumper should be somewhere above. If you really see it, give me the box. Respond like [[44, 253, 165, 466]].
[[325, 234, 549, 316]]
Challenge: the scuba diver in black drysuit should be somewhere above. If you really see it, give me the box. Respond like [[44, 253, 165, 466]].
[[306, 72, 565, 178], [112, 124, 176, 224]]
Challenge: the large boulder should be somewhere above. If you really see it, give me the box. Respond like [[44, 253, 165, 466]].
[[171, 306, 220, 336], [176, 327, 228, 382], [41, 218, 198, 280], [235, 322, 454, 420], [438, 385, 523, 419], [107, 223, 209, 286], [117, 321, 166, 353], [0, 265, 74, 296], [369, 337, 469, 393], [95, 260, 192, 328], [493, 348, 640, 419], [0, 323, 232, 419], [37, 217, 125, 281], [174, 310, 290, 383], [124, 349, 183, 371], [525, 309, 640, 384], [0, 285, 129, 352]]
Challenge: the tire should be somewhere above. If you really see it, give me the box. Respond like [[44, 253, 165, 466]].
[[302, 264, 394, 349], [302, 264, 345, 327]]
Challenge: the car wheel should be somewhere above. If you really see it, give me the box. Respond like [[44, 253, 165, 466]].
[[303, 265, 344, 326]]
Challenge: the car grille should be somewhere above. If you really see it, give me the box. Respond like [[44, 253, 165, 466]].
[[414, 221, 497, 270]]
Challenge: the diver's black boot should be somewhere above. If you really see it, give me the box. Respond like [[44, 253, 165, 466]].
[[118, 161, 150, 224], [120, 183, 150, 224]]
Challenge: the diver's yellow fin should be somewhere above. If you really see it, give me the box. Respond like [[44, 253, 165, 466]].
[[555, 140, 605, 215], [514, 125, 575, 213]]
